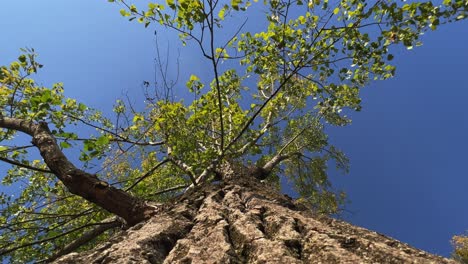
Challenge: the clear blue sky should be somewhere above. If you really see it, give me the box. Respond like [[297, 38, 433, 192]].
[[1, 0, 467, 257]]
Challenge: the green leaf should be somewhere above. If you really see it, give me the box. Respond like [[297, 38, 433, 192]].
[[219, 7, 226, 20], [231, 0, 241, 10], [96, 136, 110, 146], [148, 3, 157, 9], [298, 15, 306, 24], [120, 9, 130, 17], [60, 141, 71, 149], [18, 55, 27, 63], [166, 0, 176, 9], [190, 74, 199, 81], [78, 103, 87, 111], [133, 114, 144, 123]]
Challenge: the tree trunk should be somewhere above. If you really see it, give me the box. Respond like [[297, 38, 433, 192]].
[[53, 167, 455, 264]]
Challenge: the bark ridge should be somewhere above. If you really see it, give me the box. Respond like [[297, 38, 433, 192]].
[[54, 174, 455, 264]]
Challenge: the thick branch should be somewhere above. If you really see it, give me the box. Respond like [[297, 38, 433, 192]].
[[0, 116, 155, 226], [262, 153, 300, 176]]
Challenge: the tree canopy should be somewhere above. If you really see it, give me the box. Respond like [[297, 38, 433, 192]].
[[1, 0, 467, 262], [452, 233, 468, 263]]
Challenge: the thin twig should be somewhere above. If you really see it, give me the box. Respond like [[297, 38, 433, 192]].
[[0, 157, 52, 173], [125, 159, 170, 191]]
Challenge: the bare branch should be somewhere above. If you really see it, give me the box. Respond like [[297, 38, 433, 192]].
[[59, 136, 163, 147], [168, 156, 197, 185], [0, 209, 95, 231], [145, 184, 189, 198], [41, 217, 122, 263], [68, 115, 164, 146], [262, 152, 300, 175], [0, 144, 35, 154], [0, 156, 52, 174], [125, 159, 170, 191], [236, 111, 273, 155], [206, 0, 225, 154], [0, 220, 120, 257]]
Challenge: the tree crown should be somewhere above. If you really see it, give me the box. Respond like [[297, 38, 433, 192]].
[[1, 0, 467, 262]]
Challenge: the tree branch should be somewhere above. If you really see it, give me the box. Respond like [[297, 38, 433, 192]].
[[0, 115, 155, 225], [236, 111, 273, 156], [262, 152, 300, 176], [0, 156, 52, 173], [0, 220, 120, 257], [68, 115, 164, 146], [168, 156, 197, 185], [125, 159, 170, 191], [207, 0, 225, 154], [145, 184, 189, 198], [41, 217, 122, 263]]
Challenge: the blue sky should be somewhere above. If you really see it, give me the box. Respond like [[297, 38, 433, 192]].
[[330, 19, 468, 255], [1, 0, 467, 257]]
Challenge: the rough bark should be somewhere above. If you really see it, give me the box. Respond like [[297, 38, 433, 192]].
[[0, 117, 155, 225], [53, 168, 455, 264]]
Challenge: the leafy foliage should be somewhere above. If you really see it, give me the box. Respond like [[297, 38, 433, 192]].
[[0, 0, 467, 262], [452, 233, 468, 263]]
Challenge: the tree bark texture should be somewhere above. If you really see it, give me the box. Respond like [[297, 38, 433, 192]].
[[0, 117, 155, 225], [53, 169, 455, 264]]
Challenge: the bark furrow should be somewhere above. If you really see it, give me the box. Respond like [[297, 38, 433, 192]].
[[54, 174, 456, 264]]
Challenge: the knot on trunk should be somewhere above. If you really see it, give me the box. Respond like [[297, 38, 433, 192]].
[[246, 166, 269, 180], [216, 162, 271, 182]]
